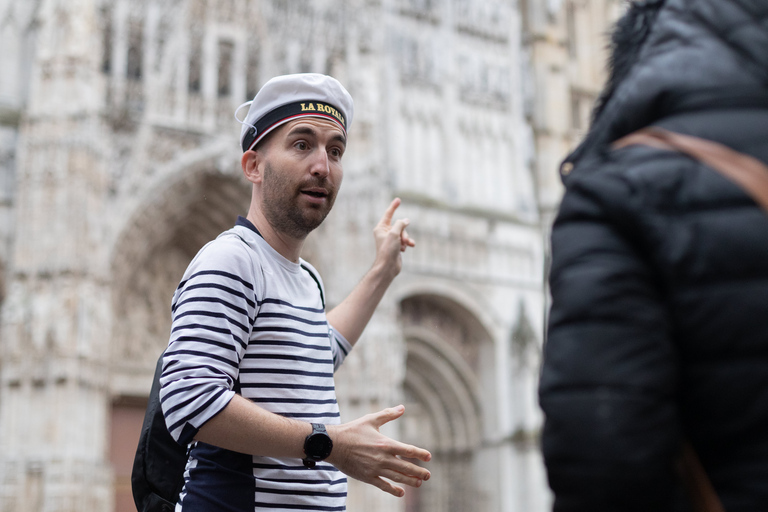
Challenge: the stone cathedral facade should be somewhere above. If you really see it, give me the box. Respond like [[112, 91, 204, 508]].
[[0, 1, 620, 511]]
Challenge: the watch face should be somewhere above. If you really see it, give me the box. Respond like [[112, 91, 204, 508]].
[[305, 432, 333, 460]]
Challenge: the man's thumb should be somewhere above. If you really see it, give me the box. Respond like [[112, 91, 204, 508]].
[[392, 219, 409, 235], [374, 404, 405, 427]]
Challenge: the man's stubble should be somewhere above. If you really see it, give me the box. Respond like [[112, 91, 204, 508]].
[[261, 161, 337, 240]]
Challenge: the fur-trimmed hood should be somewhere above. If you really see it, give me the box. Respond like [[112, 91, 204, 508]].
[[562, 0, 768, 178]]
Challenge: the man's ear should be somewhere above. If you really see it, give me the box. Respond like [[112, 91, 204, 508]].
[[241, 150, 263, 185]]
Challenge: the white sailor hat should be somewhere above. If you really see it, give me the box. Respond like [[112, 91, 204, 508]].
[[235, 73, 354, 152]]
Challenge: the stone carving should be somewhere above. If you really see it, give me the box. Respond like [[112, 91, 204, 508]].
[[457, 52, 511, 106], [454, 0, 512, 41], [396, 35, 442, 88], [510, 300, 539, 370], [398, 0, 440, 21]]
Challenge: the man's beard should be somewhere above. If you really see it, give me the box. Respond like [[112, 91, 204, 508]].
[[261, 162, 337, 239]]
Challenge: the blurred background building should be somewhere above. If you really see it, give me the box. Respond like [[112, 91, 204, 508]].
[[0, 0, 621, 511]]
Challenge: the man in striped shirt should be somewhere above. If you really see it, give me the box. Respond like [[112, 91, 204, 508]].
[[159, 73, 431, 511]]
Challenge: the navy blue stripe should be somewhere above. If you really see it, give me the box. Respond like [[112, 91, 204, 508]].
[[161, 357, 179, 372], [163, 390, 202, 417], [258, 477, 347, 485], [247, 339, 330, 352], [173, 336, 243, 354], [161, 380, 228, 405], [178, 269, 254, 292], [258, 312, 328, 326], [162, 364, 234, 386], [173, 296, 250, 317], [255, 486, 346, 497], [278, 412, 341, 419], [164, 349, 239, 369], [240, 383, 336, 391], [180, 282, 256, 309], [334, 337, 349, 357], [250, 398, 338, 405], [261, 298, 324, 313], [173, 325, 247, 350], [168, 386, 229, 434], [248, 353, 333, 364], [174, 311, 250, 335], [253, 463, 340, 472], [252, 326, 328, 338], [160, 382, 198, 403], [240, 368, 333, 378], [254, 502, 345, 511], [162, 381, 231, 416], [300, 263, 325, 309]]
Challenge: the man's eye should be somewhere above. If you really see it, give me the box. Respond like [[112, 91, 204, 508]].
[[330, 147, 343, 158], [295, 141, 308, 150]]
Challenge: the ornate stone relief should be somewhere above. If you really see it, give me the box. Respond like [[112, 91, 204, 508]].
[[457, 52, 511, 107], [510, 300, 539, 370], [396, 34, 442, 88], [398, 0, 440, 22], [454, 0, 512, 41]]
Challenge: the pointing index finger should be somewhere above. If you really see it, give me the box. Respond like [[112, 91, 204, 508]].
[[378, 198, 402, 228]]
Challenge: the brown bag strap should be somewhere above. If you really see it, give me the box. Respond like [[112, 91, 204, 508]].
[[613, 127, 768, 213], [676, 442, 726, 512]]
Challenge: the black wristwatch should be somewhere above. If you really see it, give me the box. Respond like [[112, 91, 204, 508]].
[[303, 423, 333, 468]]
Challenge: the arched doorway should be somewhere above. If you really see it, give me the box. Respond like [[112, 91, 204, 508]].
[[399, 294, 495, 512]]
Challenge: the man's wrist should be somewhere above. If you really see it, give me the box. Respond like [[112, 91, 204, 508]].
[[369, 258, 400, 284], [323, 424, 342, 466]]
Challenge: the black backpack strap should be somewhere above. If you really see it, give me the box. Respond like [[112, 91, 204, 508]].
[[232, 231, 325, 309], [300, 263, 325, 309]]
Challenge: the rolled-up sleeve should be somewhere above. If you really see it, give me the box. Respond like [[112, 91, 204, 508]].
[[159, 237, 260, 445], [329, 325, 352, 371]]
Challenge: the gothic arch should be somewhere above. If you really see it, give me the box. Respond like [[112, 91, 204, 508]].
[[399, 292, 495, 512], [403, 325, 482, 452], [110, 157, 251, 371], [395, 279, 501, 338]]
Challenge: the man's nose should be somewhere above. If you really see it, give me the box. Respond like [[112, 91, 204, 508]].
[[309, 148, 330, 178]]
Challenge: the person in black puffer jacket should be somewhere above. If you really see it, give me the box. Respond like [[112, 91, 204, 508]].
[[538, 1, 768, 511]]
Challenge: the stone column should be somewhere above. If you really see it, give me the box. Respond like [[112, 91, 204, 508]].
[[0, 0, 114, 510]]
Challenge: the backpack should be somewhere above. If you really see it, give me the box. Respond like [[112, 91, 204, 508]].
[[131, 352, 187, 512], [131, 254, 326, 512]]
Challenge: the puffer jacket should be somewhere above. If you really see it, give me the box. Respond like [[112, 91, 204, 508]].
[[538, 1, 768, 511]]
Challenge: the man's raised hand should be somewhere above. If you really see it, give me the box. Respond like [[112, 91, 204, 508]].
[[373, 198, 415, 278]]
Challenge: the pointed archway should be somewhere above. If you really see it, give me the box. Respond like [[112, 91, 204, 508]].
[[399, 294, 495, 512]]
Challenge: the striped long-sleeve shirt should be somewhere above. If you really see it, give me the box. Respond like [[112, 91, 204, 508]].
[[159, 217, 352, 512]]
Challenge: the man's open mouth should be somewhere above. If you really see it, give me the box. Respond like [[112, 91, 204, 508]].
[[301, 189, 328, 198]]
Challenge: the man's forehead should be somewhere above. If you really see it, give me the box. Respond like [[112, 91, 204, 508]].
[[281, 118, 347, 142]]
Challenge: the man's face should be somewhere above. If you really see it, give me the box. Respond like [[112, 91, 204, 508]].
[[257, 117, 346, 239]]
